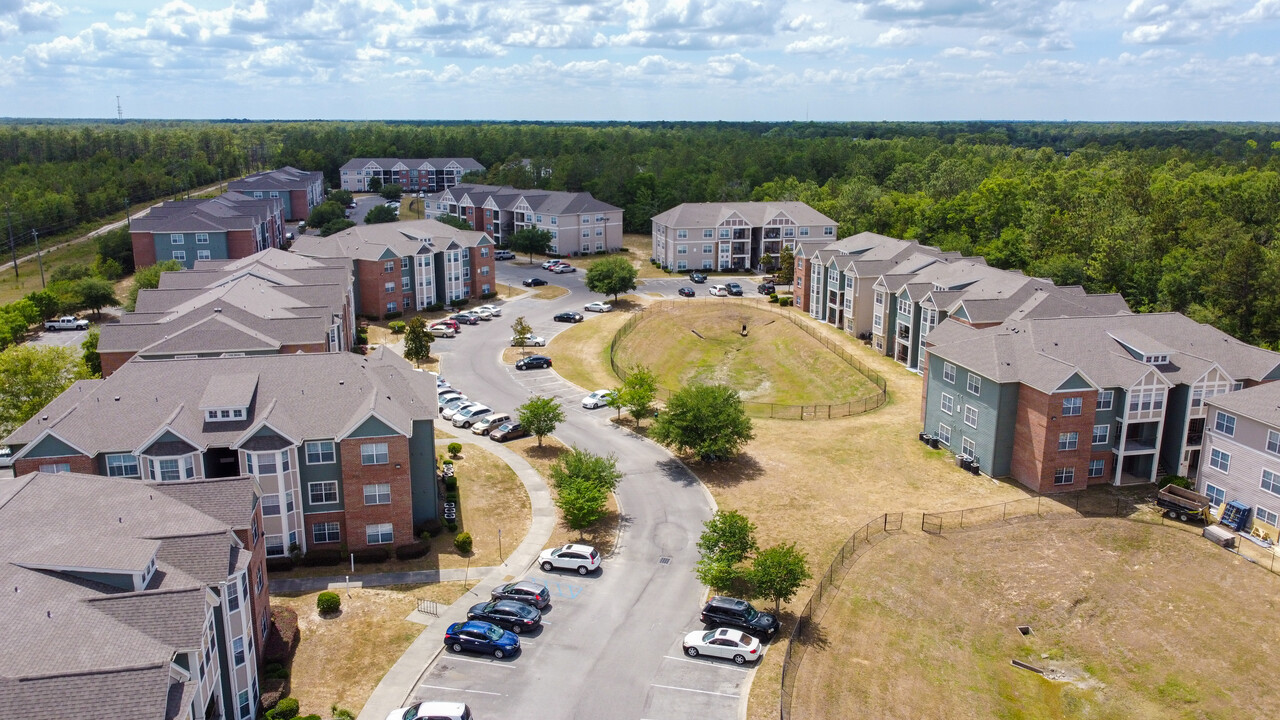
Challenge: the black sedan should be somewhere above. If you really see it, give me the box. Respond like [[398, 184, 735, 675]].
[[554, 311, 584, 323], [515, 355, 552, 370], [467, 599, 542, 634], [690, 272, 707, 284], [523, 277, 548, 287], [678, 287, 696, 297]]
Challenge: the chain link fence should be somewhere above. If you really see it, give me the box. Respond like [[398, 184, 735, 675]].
[[609, 298, 887, 419]]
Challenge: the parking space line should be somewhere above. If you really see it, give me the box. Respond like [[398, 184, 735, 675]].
[[650, 684, 738, 698], [661, 655, 753, 673], [439, 656, 517, 669], [418, 684, 504, 696]]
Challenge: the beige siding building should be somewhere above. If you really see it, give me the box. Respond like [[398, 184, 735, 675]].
[[650, 202, 837, 273]]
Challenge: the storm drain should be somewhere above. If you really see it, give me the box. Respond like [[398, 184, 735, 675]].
[[1017, 625, 1033, 636], [658, 557, 672, 565]]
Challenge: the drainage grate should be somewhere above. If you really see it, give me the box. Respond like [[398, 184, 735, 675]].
[[658, 557, 672, 565], [1017, 625, 1033, 636]]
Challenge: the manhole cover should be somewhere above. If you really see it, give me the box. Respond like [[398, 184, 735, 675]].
[[658, 557, 671, 565]]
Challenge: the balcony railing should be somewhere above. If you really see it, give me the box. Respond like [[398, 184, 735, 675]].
[[1185, 432, 1203, 446], [1121, 436, 1158, 452]]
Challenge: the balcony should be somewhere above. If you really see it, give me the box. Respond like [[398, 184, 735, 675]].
[[1185, 432, 1203, 447], [896, 324, 911, 341], [1120, 436, 1158, 453]]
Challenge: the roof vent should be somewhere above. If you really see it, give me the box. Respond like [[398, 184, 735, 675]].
[[114, 396, 120, 401], [214, 307, 222, 313]]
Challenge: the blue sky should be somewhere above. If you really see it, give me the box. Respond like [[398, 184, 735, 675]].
[[2, 0, 1278, 121]]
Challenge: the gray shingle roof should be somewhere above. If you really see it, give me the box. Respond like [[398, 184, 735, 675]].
[[651, 201, 835, 228], [339, 157, 484, 173], [1205, 381, 1280, 428], [227, 166, 323, 193], [428, 183, 621, 215], [292, 218, 492, 262], [132, 192, 281, 234], [86, 587, 209, 649]]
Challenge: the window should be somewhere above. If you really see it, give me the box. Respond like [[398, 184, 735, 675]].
[[1054, 467, 1075, 485], [366, 523, 394, 545], [824, 226, 835, 236], [719, 228, 730, 239], [677, 245, 688, 254], [1214, 411, 1236, 436], [967, 373, 982, 395], [364, 483, 391, 505], [261, 494, 281, 516], [963, 405, 978, 429], [961, 437, 976, 458], [1092, 425, 1110, 445], [309, 481, 339, 505], [676, 229, 688, 239], [313, 521, 341, 544], [38, 463, 71, 473], [703, 244, 713, 254], [233, 637, 246, 666], [943, 362, 956, 384], [1062, 397, 1082, 416], [171, 234, 184, 244], [361, 442, 389, 465], [1208, 448, 1231, 473], [1058, 432, 1079, 451], [1269, 430, 1280, 455], [940, 392, 954, 415], [1205, 483, 1226, 507], [385, 261, 395, 272], [1258, 506, 1279, 528], [305, 440, 335, 464], [285, 490, 295, 513], [254, 452, 277, 475], [195, 233, 209, 244], [1263, 469, 1280, 496], [105, 453, 139, 477], [255, 568, 263, 594], [937, 423, 951, 445], [227, 581, 240, 612], [1089, 459, 1105, 477], [1096, 390, 1114, 411], [237, 690, 251, 719], [800, 227, 810, 236], [265, 535, 285, 557], [172, 250, 186, 262], [676, 260, 687, 271], [384, 281, 395, 293], [386, 301, 397, 313], [197, 250, 211, 261], [703, 229, 713, 238], [156, 456, 195, 481]]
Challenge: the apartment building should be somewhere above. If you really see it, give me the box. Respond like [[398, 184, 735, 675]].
[[651, 202, 836, 272], [339, 158, 485, 193], [97, 249, 355, 376], [0, 471, 268, 720], [227, 166, 325, 221], [3, 348, 440, 558], [291, 219, 495, 319], [424, 183, 623, 254], [132, 192, 286, 269], [1199, 382, 1280, 541], [921, 313, 1280, 493]]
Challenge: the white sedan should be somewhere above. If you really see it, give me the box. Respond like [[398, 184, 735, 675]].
[[584, 302, 613, 313], [709, 285, 729, 297], [681, 628, 762, 665], [477, 304, 502, 317], [474, 308, 494, 320], [429, 324, 456, 338], [511, 335, 547, 347], [582, 390, 614, 409]]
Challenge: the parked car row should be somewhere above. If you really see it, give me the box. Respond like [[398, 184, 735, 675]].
[[438, 381, 529, 441], [428, 304, 504, 338], [683, 595, 779, 665]]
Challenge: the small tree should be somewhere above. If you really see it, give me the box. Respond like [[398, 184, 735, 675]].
[[329, 189, 353, 206], [369, 176, 383, 193], [750, 543, 811, 612], [364, 205, 398, 224], [307, 200, 345, 228], [434, 214, 473, 231], [510, 316, 533, 355], [517, 395, 565, 447], [0, 344, 92, 437], [447, 442, 463, 458], [125, 260, 183, 311], [402, 317, 432, 367], [695, 510, 758, 594], [584, 255, 638, 302], [509, 227, 552, 263], [81, 327, 102, 377], [454, 532, 473, 554], [618, 365, 658, 426], [75, 277, 119, 319], [555, 478, 610, 530], [316, 592, 341, 615], [549, 447, 623, 493], [380, 184, 403, 201], [319, 218, 355, 236], [776, 246, 796, 284], [650, 383, 755, 462]]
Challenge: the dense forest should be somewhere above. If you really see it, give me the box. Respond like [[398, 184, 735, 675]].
[[2, 120, 1280, 345]]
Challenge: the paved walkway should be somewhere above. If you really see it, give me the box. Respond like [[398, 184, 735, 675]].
[[270, 566, 500, 594], [356, 425, 556, 720]]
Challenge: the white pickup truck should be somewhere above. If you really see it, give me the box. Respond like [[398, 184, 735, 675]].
[[44, 316, 89, 331]]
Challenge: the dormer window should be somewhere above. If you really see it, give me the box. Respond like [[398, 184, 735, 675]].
[[1143, 354, 1168, 365], [205, 407, 247, 422]]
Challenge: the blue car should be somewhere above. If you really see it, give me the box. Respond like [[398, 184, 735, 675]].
[[444, 620, 520, 659]]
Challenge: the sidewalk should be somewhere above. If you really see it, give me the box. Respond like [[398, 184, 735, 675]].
[[270, 567, 499, 594], [356, 425, 556, 720]]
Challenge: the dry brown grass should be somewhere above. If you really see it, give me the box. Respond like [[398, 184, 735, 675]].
[[532, 284, 569, 300], [501, 345, 545, 364], [542, 311, 633, 392], [271, 582, 472, 717], [495, 283, 525, 299], [795, 518, 1280, 720], [507, 435, 620, 556]]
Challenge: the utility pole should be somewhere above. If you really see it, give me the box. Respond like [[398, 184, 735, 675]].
[[125, 196, 132, 230], [6, 205, 16, 280], [33, 229, 45, 288]]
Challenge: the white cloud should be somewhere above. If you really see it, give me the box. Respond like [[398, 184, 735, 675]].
[[873, 26, 921, 46], [0, 0, 64, 38], [1005, 41, 1031, 54], [941, 46, 994, 58], [785, 35, 844, 54], [1038, 33, 1075, 51]]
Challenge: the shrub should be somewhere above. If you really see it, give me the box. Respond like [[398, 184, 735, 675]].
[[260, 678, 289, 711], [266, 697, 299, 720], [454, 532, 473, 554], [769, 293, 779, 303], [448, 442, 462, 457], [778, 296, 793, 307], [1160, 475, 1193, 489], [389, 320, 406, 334], [419, 531, 433, 544], [444, 476, 458, 491], [442, 458, 454, 466], [264, 662, 290, 680], [416, 519, 443, 537], [446, 520, 458, 533], [298, 548, 343, 566], [265, 556, 295, 572], [264, 606, 300, 663], [384, 311, 403, 320], [353, 547, 389, 564], [425, 303, 444, 312], [446, 490, 460, 502], [480, 291, 498, 300], [317, 591, 341, 615], [332, 706, 356, 720], [395, 541, 430, 560], [449, 298, 469, 307]]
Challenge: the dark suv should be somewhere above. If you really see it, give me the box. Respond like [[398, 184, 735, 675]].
[[725, 282, 743, 296], [700, 596, 779, 638]]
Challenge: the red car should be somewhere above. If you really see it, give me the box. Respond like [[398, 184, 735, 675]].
[[435, 318, 460, 331]]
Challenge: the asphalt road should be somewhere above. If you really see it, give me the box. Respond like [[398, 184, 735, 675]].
[[404, 263, 769, 720]]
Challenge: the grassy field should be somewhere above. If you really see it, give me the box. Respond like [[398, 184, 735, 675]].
[[505, 434, 622, 556], [271, 439, 530, 579], [0, 236, 103, 305], [543, 309, 634, 393], [270, 582, 473, 718], [794, 518, 1280, 719], [613, 302, 879, 405]]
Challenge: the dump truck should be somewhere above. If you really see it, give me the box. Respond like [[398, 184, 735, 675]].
[[1157, 484, 1212, 522]]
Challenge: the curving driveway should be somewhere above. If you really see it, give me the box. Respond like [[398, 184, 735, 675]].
[[383, 264, 770, 720]]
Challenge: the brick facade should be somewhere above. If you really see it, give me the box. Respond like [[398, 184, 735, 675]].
[[304, 509, 348, 550], [354, 259, 402, 319], [14, 453, 96, 476], [338, 436, 415, 551], [232, 502, 272, 651], [1011, 386, 1096, 494]]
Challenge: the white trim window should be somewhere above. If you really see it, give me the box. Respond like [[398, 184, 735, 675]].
[[1208, 448, 1231, 473], [1054, 467, 1075, 485], [1089, 459, 1105, 477], [364, 483, 391, 505], [1262, 469, 1280, 496], [366, 523, 394, 545], [1092, 425, 1110, 445], [1062, 397, 1082, 416], [1257, 506, 1279, 527], [1058, 432, 1078, 451], [1214, 411, 1236, 436], [261, 494, 281, 516], [963, 405, 978, 429], [309, 481, 339, 505], [942, 362, 956, 384], [172, 250, 186, 262], [966, 373, 982, 395], [1205, 483, 1226, 507], [237, 690, 251, 719], [38, 463, 71, 473], [105, 453, 140, 477], [1096, 390, 1114, 411], [1269, 430, 1280, 455], [940, 392, 954, 415], [937, 423, 951, 445], [313, 521, 340, 544], [305, 440, 335, 464], [265, 534, 285, 557], [197, 250, 211, 261], [233, 637, 246, 666], [361, 442, 389, 465], [961, 437, 976, 458]]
